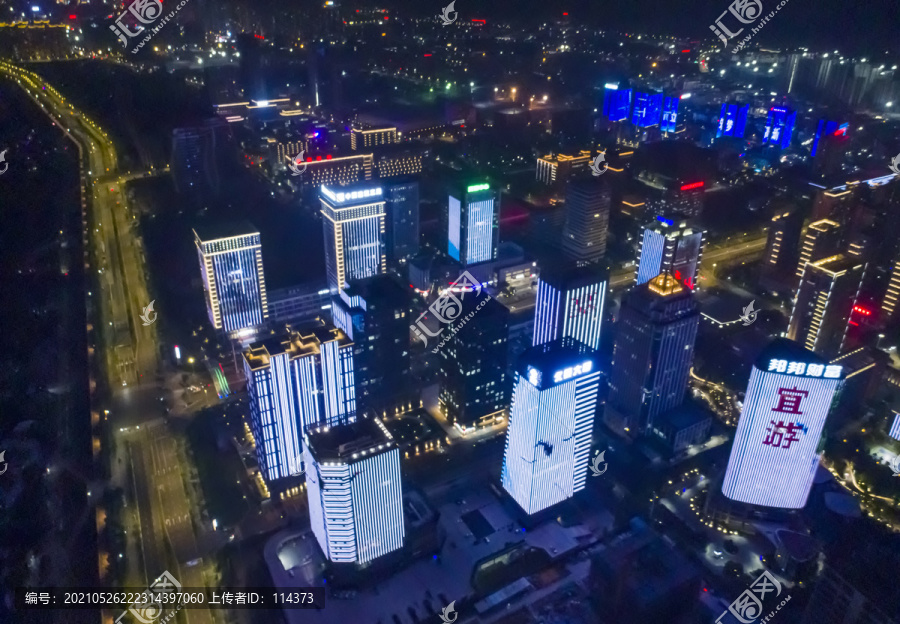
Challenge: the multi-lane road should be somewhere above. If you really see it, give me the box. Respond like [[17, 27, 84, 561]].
[[0, 61, 212, 624]]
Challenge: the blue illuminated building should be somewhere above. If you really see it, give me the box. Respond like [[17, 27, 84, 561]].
[[717, 103, 749, 138], [501, 339, 600, 515], [631, 92, 663, 128], [661, 97, 679, 133], [763, 107, 797, 149], [448, 182, 499, 266], [603, 84, 632, 122], [243, 323, 356, 485], [194, 222, 269, 335], [812, 120, 849, 157]]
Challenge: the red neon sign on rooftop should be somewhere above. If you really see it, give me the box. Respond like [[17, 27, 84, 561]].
[[680, 181, 704, 191], [853, 305, 871, 316]]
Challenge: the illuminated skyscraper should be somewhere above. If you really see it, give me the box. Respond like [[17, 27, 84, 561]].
[[631, 92, 663, 128], [635, 215, 704, 290], [562, 179, 610, 266], [448, 182, 499, 266], [320, 182, 387, 293], [331, 275, 412, 412], [304, 417, 404, 564], [533, 264, 608, 351], [788, 254, 866, 358], [762, 207, 804, 278], [796, 219, 842, 277], [661, 96, 680, 133], [350, 125, 397, 151], [716, 103, 749, 138], [763, 106, 797, 149], [172, 125, 220, 195], [880, 258, 900, 323], [501, 340, 600, 515], [194, 223, 268, 335], [606, 275, 699, 433], [535, 151, 593, 187], [722, 339, 843, 509], [811, 120, 848, 157], [603, 84, 632, 122], [438, 295, 509, 432], [243, 324, 356, 484], [382, 177, 420, 264]]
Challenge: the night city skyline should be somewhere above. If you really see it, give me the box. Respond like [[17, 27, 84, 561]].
[[2, 1, 900, 624]]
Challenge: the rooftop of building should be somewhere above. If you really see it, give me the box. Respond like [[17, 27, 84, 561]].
[[193, 220, 260, 242], [538, 261, 610, 289], [319, 181, 386, 206], [808, 253, 865, 276], [342, 274, 409, 306], [517, 338, 599, 386], [305, 415, 396, 463], [753, 338, 828, 371], [646, 273, 690, 298], [644, 212, 701, 234], [243, 323, 352, 371]]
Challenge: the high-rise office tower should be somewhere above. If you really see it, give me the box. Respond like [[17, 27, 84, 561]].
[[304, 417, 404, 564], [811, 186, 857, 229], [788, 254, 866, 358], [603, 84, 632, 122], [811, 120, 848, 157], [762, 207, 804, 277], [438, 295, 509, 432], [635, 215, 704, 290], [562, 179, 610, 266], [331, 275, 411, 412], [243, 324, 356, 484], [763, 106, 796, 149], [501, 340, 600, 515], [194, 223, 269, 335], [382, 177, 420, 264], [350, 125, 397, 150], [535, 151, 594, 187], [448, 182, 499, 266], [880, 257, 900, 323], [320, 182, 387, 293], [606, 275, 699, 433], [716, 103, 749, 138], [533, 264, 608, 351], [631, 92, 663, 127], [722, 339, 843, 509], [796, 219, 842, 277], [661, 181, 705, 218], [660, 96, 679, 133], [172, 124, 220, 195]]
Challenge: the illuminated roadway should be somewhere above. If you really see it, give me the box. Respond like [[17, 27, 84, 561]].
[[0, 61, 210, 624]]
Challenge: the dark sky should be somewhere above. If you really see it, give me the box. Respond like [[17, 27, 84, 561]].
[[385, 0, 900, 56]]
